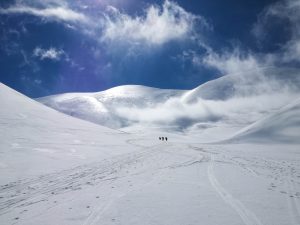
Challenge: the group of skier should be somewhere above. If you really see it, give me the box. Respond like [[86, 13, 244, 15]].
[[159, 137, 168, 141]]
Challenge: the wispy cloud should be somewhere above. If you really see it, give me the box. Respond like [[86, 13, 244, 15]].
[[0, 5, 89, 23], [33, 47, 65, 61], [253, 0, 300, 63], [201, 49, 263, 75], [2, 0, 299, 83], [101, 0, 207, 46], [181, 0, 300, 77]]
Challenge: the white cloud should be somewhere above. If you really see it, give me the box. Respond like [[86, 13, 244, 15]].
[[33, 47, 65, 60], [187, 0, 300, 77], [101, 0, 206, 46], [116, 97, 220, 126], [0, 5, 89, 23], [115, 92, 298, 130], [201, 49, 263, 75]]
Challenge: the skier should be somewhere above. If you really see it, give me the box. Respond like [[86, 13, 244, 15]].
[[165, 137, 168, 141], [159, 137, 161, 140], [162, 137, 164, 141]]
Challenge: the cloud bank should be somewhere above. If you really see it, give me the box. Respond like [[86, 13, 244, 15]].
[[115, 91, 299, 131]]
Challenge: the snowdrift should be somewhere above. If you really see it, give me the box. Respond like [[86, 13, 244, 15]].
[[227, 98, 300, 144]]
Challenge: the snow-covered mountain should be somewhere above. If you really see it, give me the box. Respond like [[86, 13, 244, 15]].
[[37, 85, 186, 129], [0, 83, 133, 183], [227, 97, 300, 144], [181, 67, 300, 102], [1, 81, 300, 225], [37, 67, 300, 141]]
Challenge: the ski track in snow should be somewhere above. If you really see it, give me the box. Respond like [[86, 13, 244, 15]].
[[207, 154, 264, 225], [82, 142, 166, 225], [82, 160, 166, 225], [0, 140, 299, 224], [0, 139, 195, 224], [0, 146, 160, 216], [285, 174, 300, 224], [83, 141, 204, 225]]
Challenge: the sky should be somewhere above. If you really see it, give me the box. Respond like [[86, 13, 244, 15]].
[[0, 0, 300, 97]]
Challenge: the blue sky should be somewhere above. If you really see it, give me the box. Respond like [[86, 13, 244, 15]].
[[0, 0, 299, 97]]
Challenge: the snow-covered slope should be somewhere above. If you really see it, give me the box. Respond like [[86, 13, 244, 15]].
[[0, 83, 132, 183], [37, 85, 186, 129], [181, 67, 300, 102], [227, 97, 300, 144]]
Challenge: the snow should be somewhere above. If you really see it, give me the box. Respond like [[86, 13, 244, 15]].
[[227, 97, 300, 144], [182, 67, 300, 102], [37, 67, 300, 141], [37, 85, 185, 129], [0, 83, 134, 183], [1, 74, 300, 225]]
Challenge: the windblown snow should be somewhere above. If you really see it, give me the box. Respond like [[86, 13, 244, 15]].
[[1, 67, 300, 225], [38, 67, 300, 141]]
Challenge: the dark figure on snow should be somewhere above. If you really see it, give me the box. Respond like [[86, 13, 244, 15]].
[[165, 137, 168, 141], [162, 137, 164, 141], [159, 137, 161, 140]]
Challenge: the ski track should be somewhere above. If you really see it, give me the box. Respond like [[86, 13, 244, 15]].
[[82, 142, 203, 225], [0, 139, 185, 224], [82, 142, 163, 225], [223, 154, 300, 225], [1, 140, 299, 225], [207, 154, 264, 225], [82, 162, 166, 225], [285, 175, 300, 224], [0, 146, 159, 216], [81, 187, 117, 225]]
